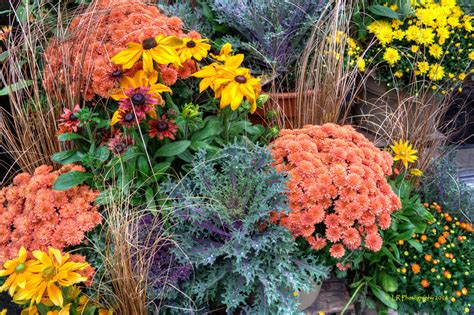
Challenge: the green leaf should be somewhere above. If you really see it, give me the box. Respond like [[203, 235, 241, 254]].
[[370, 283, 398, 309], [53, 171, 92, 190], [367, 5, 399, 19], [82, 306, 97, 315], [0, 51, 8, 63], [155, 140, 191, 157], [96, 146, 110, 162], [145, 187, 157, 211], [389, 243, 400, 260], [191, 118, 223, 141], [51, 150, 81, 164], [178, 149, 194, 163], [378, 272, 398, 292], [381, 247, 400, 264], [407, 239, 423, 253], [0, 79, 32, 96], [389, 229, 414, 242], [58, 132, 88, 141], [137, 155, 151, 175], [153, 162, 171, 175]]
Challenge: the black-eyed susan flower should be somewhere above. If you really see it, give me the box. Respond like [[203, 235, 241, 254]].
[[210, 43, 233, 61], [193, 54, 244, 93], [390, 139, 418, 167], [213, 67, 261, 113], [0, 247, 38, 297], [110, 70, 171, 126], [148, 115, 178, 140], [111, 35, 183, 73], [178, 37, 211, 63], [14, 247, 89, 307]]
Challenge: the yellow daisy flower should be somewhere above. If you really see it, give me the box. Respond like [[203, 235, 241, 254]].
[[390, 139, 418, 168], [428, 64, 445, 81], [193, 54, 244, 92], [469, 51, 474, 60], [14, 247, 90, 307], [111, 35, 183, 73], [213, 67, 261, 113], [429, 44, 443, 59], [356, 57, 366, 72], [410, 168, 423, 177], [210, 43, 233, 62], [383, 47, 401, 66], [0, 247, 38, 297], [178, 37, 211, 63], [417, 61, 430, 74]]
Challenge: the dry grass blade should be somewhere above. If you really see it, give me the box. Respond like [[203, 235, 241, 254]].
[[0, 1, 72, 177], [292, 0, 363, 129]]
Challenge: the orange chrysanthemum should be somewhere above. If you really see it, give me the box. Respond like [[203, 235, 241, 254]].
[[0, 165, 101, 264], [271, 124, 401, 260]]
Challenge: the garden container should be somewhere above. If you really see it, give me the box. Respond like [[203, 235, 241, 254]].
[[352, 77, 443, 142], [298, 280, 323, 311]]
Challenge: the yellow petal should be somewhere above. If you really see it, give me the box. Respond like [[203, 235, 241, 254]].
[[49, 247, 64, 265], [59, 304, 71, 315], [147, 110, 157, 120], [225, 54, 244, 68], [16, 272, 27, 289], [18, 247, 27, 262], [111, 48, 142, 70], [158, 35, 184, 48], [111, 110, 121, 126], [150, 83, 172, 95], [142, 51, 154, 73], [32, 250, 52, 267], [47, 282, 63, 306]]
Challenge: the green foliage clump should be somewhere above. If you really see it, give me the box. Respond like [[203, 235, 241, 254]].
[[165, 143, 329, 314]]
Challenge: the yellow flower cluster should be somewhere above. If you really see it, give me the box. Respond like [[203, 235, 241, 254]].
[[193, 44, 262, 113], [0, 247, 94, 314], [365, 0, 472, 87]]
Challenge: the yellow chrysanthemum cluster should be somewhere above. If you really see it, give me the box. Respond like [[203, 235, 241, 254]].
[[364, 0, 472, 89]]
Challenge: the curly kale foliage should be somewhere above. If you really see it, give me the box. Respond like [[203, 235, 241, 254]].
[[165, 143, 329, 314], [422, 150, 473, 221], [207, 0, 327, 80]]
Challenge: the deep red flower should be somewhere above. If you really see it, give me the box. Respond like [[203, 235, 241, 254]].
[[148, 115, 178, 140]]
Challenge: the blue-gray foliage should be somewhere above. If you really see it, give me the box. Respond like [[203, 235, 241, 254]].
[[164, 143, 329, 314]]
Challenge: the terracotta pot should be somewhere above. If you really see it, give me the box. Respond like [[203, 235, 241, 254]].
[[298, 281, 323, 311], [249, 92, 300, 126], [352, 77, 443, 141]]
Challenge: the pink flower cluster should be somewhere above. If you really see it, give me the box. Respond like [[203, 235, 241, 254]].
[[43, 0, 196, 100], [0, 165, 102, 263], [271, 124, 401, 259]]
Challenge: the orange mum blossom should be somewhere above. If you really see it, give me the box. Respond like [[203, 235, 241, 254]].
[[270, 124, 401, 261], [43, 0, 199, 100], [411, 263, 421, 274], [0, 165, 101, 263], [421, 279, 429, 288]]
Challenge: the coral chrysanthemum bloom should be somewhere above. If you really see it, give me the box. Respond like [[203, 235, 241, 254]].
[[111, 34, 183, 72], [0, 247, 38, 296], [14, 247, 89, 306], [213, 67, 261, 113], [390, 139, 418, 167], [178, 37, 211, 63]]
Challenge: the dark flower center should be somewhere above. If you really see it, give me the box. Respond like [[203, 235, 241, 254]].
[[157, 121, 169, 131], [124, 113, 135, 122], [186, 40, 197, 48], [114, 143, 125, 154], [234, 75, 247, 84], [69, 113, 78, 121], [142, 37, 157, 50], [131, 93, 146, 105], [111, 70, 123, 78]]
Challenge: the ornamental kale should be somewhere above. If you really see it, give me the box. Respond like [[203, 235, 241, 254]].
[[165, 143, 329, 314], [206, 0, 327, 89]]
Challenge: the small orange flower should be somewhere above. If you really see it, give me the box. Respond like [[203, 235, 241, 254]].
[[398, 240, 404, 245], [423, 203, 429, 208], [420, 234, 427, 241], [411, 263, 421, 274], [424, 254, 432, 262], [433, 259, 439, 265], [455, 291, 462, 297], [434, 242, 441, 248], [421, 279, 429, 288], [434, 204, 441, 212], [443, 271, 451, 279], [444, 225, 449, 230], [462, 288, 468, 295], [438, 236, 446, 244], [460, 223, 467, 229], [446, 216, 452, 222], [458, 236, 464, 242], [455, 221, 460, 226]]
